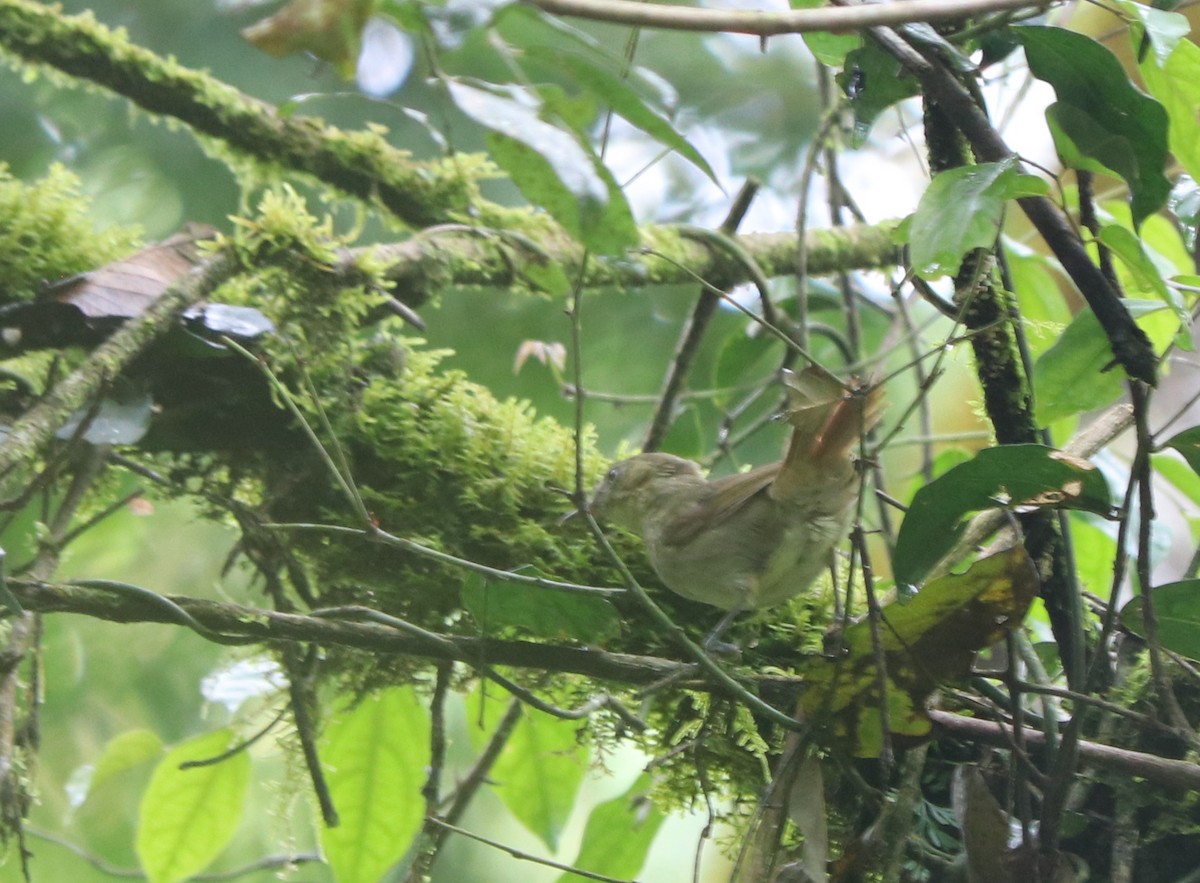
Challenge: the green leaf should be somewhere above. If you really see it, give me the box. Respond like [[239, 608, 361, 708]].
[[1017, 26, 1170, 227], [1141, 38, 1200, 187], [804, 547, 1039, 756], [1114, 0, 1190, 65], [572, 774, 664, 879], [469, 697, 587, 851], [92, 729, 164, 795], [1003, 241, 1073, 333], [1153, 449, 1200, 507], [1095, 224, 1179, 312], [524, 47, 717, 184], [136, 728, 250, 883], [910, 159, 1045, 277], [446, 80, 637, 254], [321, 687, 430, 883], [1067, 514, 1119, 597], [805, 30, 861, 67], [793, 0, 860, 65], [461, 572, 620, 642], [893, 445, 1112, 587], [836, 43, 920, 146], [712, 331, 773, 404], [1121, 580, 1200, 660], [1033, 300, 1169, 424], [1163, 426, 1200, 476]]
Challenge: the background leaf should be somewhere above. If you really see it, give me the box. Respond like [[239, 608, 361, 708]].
[[446, 80, 637, 254], [572, 774, 664, 880], [135, 728, 250, 883], [1121, 580, 1200, 660], [468, 698, 587, 851], [1018, 25, 1170, 226], [320, 687, 431, 883]]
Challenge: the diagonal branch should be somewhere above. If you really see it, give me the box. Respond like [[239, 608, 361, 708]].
[[869, 25, 1158, 385]]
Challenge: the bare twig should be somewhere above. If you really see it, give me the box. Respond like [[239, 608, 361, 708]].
[[527, 0, 1053, 36]]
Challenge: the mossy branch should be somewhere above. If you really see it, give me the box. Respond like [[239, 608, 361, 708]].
[[0, 0, 474, 228], [0, 3, 904, 296], [372, 222, 903, 307]]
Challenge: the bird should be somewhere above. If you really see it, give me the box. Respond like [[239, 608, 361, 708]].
[[589, 367, 883, 643]]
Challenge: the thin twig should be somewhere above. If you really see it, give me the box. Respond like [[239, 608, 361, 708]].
[[528, 0, 1053, 36], [429, 817, 644, 883], [643, 179, 760, 452]]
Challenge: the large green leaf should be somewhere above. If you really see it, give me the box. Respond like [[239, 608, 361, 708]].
[[1033, 299, 1172, 425], [1163, 426, 1200, 477], [803, 547, 1039, 757], [321, 687, 431, 883], [893, 445, 1112, 587], [909, 158, 1046, 277], [136, 728, 250, 883], [1017, 26, 1170, 227], [1095, 225, 1178, 311], [1141, 37, 1200, 187], [469, 696, 587, 851]]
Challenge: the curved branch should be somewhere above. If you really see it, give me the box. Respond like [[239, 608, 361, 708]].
[[526, 0, 1053, 36]]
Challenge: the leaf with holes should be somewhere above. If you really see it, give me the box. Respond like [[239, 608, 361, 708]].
[[893, 445, 1112, 587]]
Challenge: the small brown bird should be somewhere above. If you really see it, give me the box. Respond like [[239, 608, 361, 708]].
[[590, 368, 882, 638]]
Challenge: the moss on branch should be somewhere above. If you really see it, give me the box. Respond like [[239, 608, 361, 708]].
[[0, 0, 477, 228]]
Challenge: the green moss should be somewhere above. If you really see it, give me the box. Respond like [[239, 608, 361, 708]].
[[0, 164, 140, 303]]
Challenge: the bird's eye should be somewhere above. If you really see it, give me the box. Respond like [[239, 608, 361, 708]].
[[606, 467, 619, 482]]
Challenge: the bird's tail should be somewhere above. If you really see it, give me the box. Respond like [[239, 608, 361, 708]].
[[772, 367, 884, 501]]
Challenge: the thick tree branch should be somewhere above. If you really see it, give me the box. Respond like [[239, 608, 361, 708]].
[[371, 222, 903, 308], [10, 578, 689, 685]]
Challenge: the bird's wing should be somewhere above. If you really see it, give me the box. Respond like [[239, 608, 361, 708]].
[[660, 462, 780, 547]]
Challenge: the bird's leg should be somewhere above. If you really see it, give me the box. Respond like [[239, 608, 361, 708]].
[[703, 600, 748, 657]]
